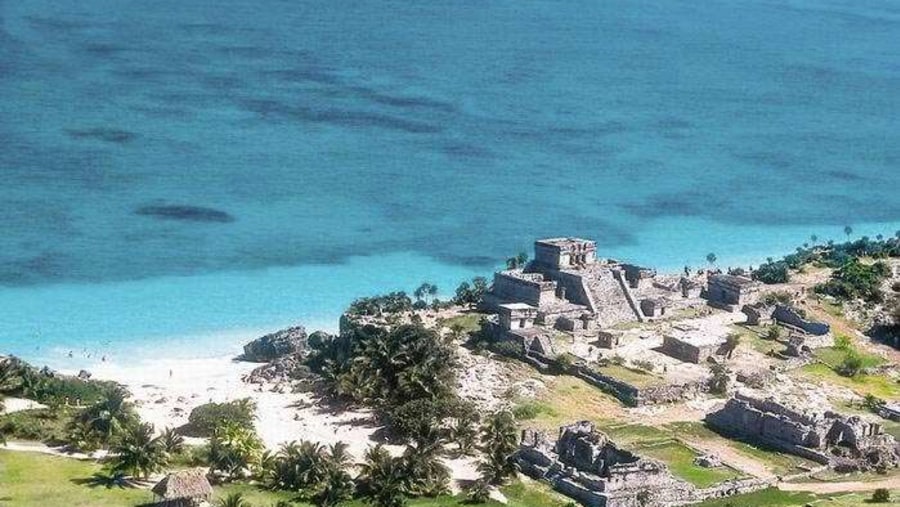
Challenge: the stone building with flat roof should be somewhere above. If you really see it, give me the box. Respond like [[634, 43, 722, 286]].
[[706, 274, 761, 309]]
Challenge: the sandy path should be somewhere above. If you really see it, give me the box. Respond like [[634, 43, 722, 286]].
[[0, 440, 101, 460], [778, 475, 900, 494]]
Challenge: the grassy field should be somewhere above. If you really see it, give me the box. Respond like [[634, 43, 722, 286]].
[[0, 450, 151, 507], [0, 449, 568, 507], [594, 364, 665, 387], [525, 374, 624, 430], [439, 312, 485, 336], [799, 363, 900, 399], [812, 346, 885, 369], [594, 422, 744, 488], [663, 421, 821, 477], [696, 487, 900, 506]]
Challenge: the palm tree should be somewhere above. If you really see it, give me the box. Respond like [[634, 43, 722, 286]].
[[844, 225, 853, 239], [810, 234, 818, 246], [515, 252, 529, 267], [705, 253, 717, 267], [478, 411, 518, 485], [160, 427, 184, 455], [313, 467, 354, 507], [217, 492, 252, 507], [325, 441, 352, 472], [402, 440, 450, 497], [110, 422, 167, 479], [75, 387, 137, 447]]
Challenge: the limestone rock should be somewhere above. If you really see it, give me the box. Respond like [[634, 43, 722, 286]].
[[241, 326, 307, 362]]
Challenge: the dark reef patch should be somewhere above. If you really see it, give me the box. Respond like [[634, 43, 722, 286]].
[[825, 169, 866, 182], [135, 205, 235, 223], [66, 128, 137, 144], [240, 99, 442, 134]]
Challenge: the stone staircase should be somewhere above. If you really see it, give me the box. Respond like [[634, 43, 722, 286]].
[[584, 268, 640, 327]]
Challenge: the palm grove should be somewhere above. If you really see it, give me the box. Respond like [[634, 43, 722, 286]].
[[0, 303, 519, 507]]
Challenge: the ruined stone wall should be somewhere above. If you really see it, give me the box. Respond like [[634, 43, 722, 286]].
[[487, 272, 556, 308], [773, 305, 830, 336]]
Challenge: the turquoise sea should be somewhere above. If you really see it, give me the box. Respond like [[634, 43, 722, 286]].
[[1, 0, 898, 368]]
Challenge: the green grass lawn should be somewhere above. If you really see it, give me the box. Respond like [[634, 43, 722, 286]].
[[526, 375, 625, 431], [593, 423, 744, 488], [812, 347, 885, 369], [0, 449, 568, 507], [665, 422, 821, 476], [440, 313, 485, 336], [799, 363, 900, 399], [696, 488, 900, 506], [0, 449, 151, 507], [594, 364, 665, 387]]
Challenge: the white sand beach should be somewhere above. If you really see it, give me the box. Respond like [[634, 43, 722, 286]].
[[84, 354, 481, 487]]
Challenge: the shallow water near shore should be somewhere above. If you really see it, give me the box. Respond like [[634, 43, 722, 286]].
[[1, 0, 898, 366]]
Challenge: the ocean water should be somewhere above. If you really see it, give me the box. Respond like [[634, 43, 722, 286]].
[[1, 0, 898, 368]]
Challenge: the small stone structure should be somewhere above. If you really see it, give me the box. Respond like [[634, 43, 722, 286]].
[[741, 303, 775, 326], [517, 422, 695, 507], [706, 274, 761, 310], [680, 277, 703, 299], [878, 403, 900, 422], [640, 298, 669, 319], [660, 333, 724, 364], [706, 392, 900, 471], [517, 421, 768, 507], [556, 313, 597, 333], [534, 237, 598, 270], [498, 303, 538, 331], [772, 304, 830, 336], [597, 330, 622, 349], [622, 264, 657, 289]]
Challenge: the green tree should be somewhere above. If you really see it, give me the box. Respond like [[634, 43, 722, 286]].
[[209, 422, 264, 480], [465, 479, 491, 504], [706, 253, 717, 267], [810, 234, 818, 245], [837, 350, 864, 378], [844, 225, 853, 239], [872, 488, 891, 503], [358, 445, 408, 507], [515, 252, 529, 267], [110, 422, 168, 479], [71, 386, 138, 448], [313, 467, 354, 507], [477, 411, 518, 485], [160, 426, 185, 455], [402, 440, 450, 497]]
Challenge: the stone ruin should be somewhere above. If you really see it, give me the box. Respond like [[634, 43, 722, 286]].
[[517, 421, 695, 507], [705, 274, 761, 311], [517, 421, 770, 506], [706, 392, 900, 472]]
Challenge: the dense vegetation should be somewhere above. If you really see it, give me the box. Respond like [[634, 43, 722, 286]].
[[750, 233, 899, 295]]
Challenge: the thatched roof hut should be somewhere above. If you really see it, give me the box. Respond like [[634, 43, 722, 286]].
[[151, 468, 213, 507]]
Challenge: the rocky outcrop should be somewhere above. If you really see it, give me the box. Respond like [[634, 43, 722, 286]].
[[240, 326, 308, 363]]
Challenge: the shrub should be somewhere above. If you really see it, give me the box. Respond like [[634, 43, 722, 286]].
[[815, 259, 890, 303], [0, 408, 72, 444], [187, 399, 256, 437], [754, 261, 790, 284], [872, 488, 890, 503], [837, 351, 864, 378], [764, 326, 782, 341], [833, 334, 852, 351]]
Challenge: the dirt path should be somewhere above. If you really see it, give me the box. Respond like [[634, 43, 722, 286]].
[[779, 475, 900, 494], [0, 440, 102, 460], [678, 436, 777, 480]]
